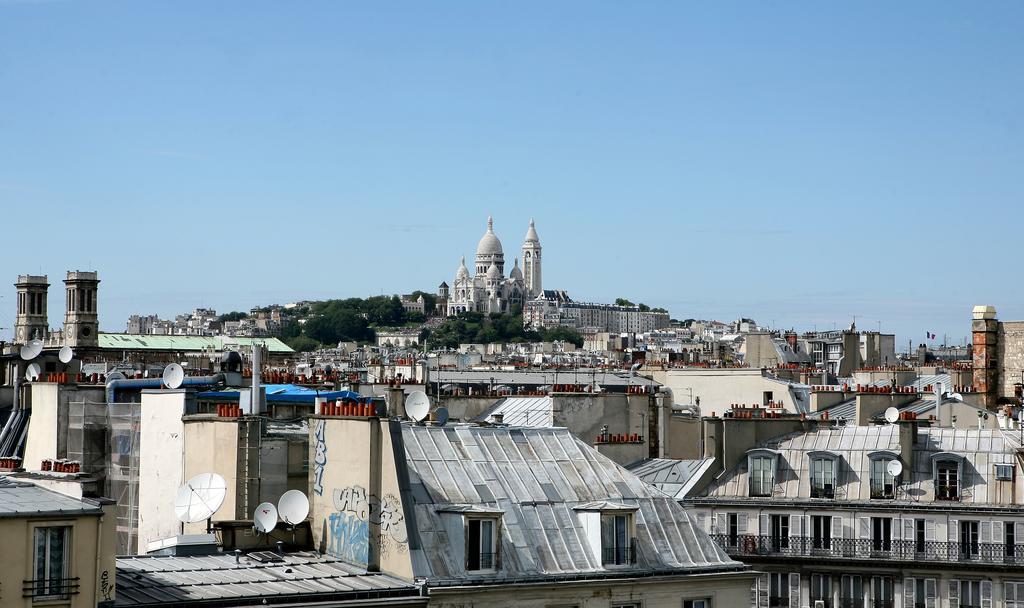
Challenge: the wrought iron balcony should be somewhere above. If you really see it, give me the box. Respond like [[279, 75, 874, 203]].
[[23, 577, 80, 599], [711, 534, 1024, 566], [602, 543, 637, 566]]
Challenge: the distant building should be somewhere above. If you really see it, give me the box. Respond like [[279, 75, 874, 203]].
[[444, 217, 539, 315], [525, 292, 670, 333]]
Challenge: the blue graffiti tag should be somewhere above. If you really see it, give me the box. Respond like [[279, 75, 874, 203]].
[[313, 419, 327, 496], [327, 512, 369, 564]]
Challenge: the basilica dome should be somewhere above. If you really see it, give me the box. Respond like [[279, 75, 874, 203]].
[[476, 216, 504, 257]]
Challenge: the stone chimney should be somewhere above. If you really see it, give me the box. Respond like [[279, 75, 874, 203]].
[[972, 305, 999, 408]]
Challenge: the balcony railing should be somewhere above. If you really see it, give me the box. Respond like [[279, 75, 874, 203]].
[[602, 544, 637, 566], [711, 534, 1024, 566], [23, 577, 80, 599], [467, 552, 496, 571]]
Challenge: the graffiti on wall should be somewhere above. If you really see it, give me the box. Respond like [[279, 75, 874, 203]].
[[325, 484, 408, 564], [312, 419, 327, 496]]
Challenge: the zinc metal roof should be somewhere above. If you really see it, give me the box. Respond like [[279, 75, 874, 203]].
[[627, 458, 716, 500], [435, 369, 660, 389], [703, 425, 1021, 505], [115, 551, 420, 607], [0, 477, 103, 518], [473, 396, 554, 427], [99, 334, 294, 354], [399, 424, 742, 585]]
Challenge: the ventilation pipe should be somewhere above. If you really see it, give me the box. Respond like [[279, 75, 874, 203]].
[[251, 344, 265, 415], [106, 374, 226, 403]]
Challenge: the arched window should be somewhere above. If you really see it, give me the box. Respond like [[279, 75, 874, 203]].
[[808, 451, 840, 499], [932, 452, 964, 501]]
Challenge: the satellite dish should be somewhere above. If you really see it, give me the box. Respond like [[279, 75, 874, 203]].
[[25, 363, 42, 382], [434, 406, 449, 426], [174, 473, 227, 523], [884, 407, 900, 424], [106, 371, 126, 382], [20, 339, 43, 361], [406, 390, 430, 422], [163, 363, 185, 389], [58, 346, 74, 364], [278, 490, 310, 525], [887, 459, 904, 477], [253, 502, 278, 533]]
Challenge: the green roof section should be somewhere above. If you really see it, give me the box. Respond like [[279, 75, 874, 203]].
[[98, 333, 294, 354]]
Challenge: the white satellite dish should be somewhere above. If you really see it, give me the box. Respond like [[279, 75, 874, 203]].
[[406, 390, 430, 423], [20, 339, 43, 361], [883, 407, 900, 424], [163, 363, 185, 389], [106, 371, 126, 382], [434, 406, 449, 426], [25, 363, 42, 382], [174, 473, 228, 523], [58, 346, 74, 364], [278, 490, 310, 525], [253, 502, 278, 533], [887, 459, 904, 478]]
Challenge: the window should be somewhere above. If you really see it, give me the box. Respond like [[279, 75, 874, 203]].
[[960, 520, 979, 558], [997, 464, 1015, 480], [601, 513, 634, 565], [812, 515, 832, 550], [870, 458, 896, 499], [32, 526, 71, 600], [727, 512, 739, 548], [871, 517, 891, 552], [768, 572, 789, 608], [1007, 521, 1018, 558], [763, 391, 774, 406], [683, 600, 709, 608], [935, 460, 960, 500], [750, 454, 776, 497], [959, 580, 982, 608], [466, 518, 497, 571], [915, 518, 926, 554], [870, 576, 893, 608], [840, 574, 862, 608], [1006, 581, 1024, 608], [770, 514, 790, 552], [811, 457, 836, 498], [811, 573, 832, 608]]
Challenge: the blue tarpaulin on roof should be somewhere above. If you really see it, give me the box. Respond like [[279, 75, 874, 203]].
[[197, 384, 372, 403]]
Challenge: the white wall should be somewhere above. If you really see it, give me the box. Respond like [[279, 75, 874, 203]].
[[136, 390, 187, 554], [23, 383, 61, 470]]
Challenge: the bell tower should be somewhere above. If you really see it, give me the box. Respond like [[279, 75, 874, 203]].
[[63, 270, 100, 347], [522, 218, 542, 298], [14, 274, 50, 344]]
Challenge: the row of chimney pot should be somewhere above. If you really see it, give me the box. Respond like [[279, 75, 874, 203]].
[[216, 403, 242, 418], [320, 401, 376, 417], [0, 456, 22, 469], [41, 459, 80, 473], [597, 433, 643, 443]]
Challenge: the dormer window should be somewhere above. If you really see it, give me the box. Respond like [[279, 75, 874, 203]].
[[809, 452, 839, 499], [466, 517, 498, 571], [868, 452, 900, 499], [748, 449, 780, 497], [601, 512, 635, 566], [932, 453, 964, 501]]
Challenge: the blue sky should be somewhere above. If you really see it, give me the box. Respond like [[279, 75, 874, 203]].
[[1, 2, 1022, 348]]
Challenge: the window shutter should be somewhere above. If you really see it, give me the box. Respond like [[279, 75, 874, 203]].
[[903, 518, 914, 542], [1005, 582, 1016, 608], [948, 580, 960, 608], [926, 519, 936, 542], [859, 517, 871, 539], [739, 512, 748, 534], [981, 580, 993, 608], [760, 513, 769, 536], [904, 577, 916, 607], [993, 521, 1004, 549], [716, 513, 727, 534], [1016, 521, 1024, 544], [832, 515, 843, 540], [788, 572, 800, 608], [758, 573, 769, 608], [792, 514, 802, 537], [981, 521, 992, 544], [925, 578, 937, 608], [948, 519, 959, 543]]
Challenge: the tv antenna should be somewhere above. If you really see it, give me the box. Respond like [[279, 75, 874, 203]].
[[405, 390, 430, 423], [162, 363, 185, 390], [253, 501, 278, 534], [174, 473, 227, 532]]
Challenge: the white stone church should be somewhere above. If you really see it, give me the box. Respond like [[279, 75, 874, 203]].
[[439, 217, 542, 315]]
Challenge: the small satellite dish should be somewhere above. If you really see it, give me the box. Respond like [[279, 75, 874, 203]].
[[163, 363, 185, 389], [887, 459, 904, 478], [405, 390, 430, 422], [25, 363, 42, 382], [253, 502, 278, 533], [884, 407, 900, 424], [434, 406, 449, 426], [174, 473, 227, 523], [278, 490, 310, 525], [20, 339, 43, 361], [58, 346, 74, 364], [106, 371, 127, 382]]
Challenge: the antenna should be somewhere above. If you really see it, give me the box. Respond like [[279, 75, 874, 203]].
[[253, 502, 278, 533], [886, 459, 903, 478], [163, 363, 185, 390], [25, 363, 42, 382], [20, 339, 43, 361], [58, 346, 74, 364], [405, 390, 430, 423], [277, 490, 309, 525], [174, 473, 227, 524], [883, 407, 899, 424], [434, 406, 449, 426]]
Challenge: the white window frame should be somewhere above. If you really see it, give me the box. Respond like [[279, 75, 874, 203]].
[[465, 516, 499, 572], [748, 450, 779, 497], [808, 451, 839, 499], [32, 525, 72, 601], [600, 512, 635, 566], [867, 453, 899, 499]]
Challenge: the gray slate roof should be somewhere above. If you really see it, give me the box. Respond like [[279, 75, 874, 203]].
[[115, 552, 420, 607], [399, 424, 741, 585], [627, 458, 716, 499], [435, 369, 660, 389], [702, 425, 1020, 505], [0, 477, 103, 518], [473, 396, 554, 427]]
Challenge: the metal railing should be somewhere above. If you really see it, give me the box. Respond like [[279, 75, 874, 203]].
[[711, 534, 1024, 566], [602, 544, 637, 566], [467, 552, 496, 571], [23, 577, 80, 599]]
